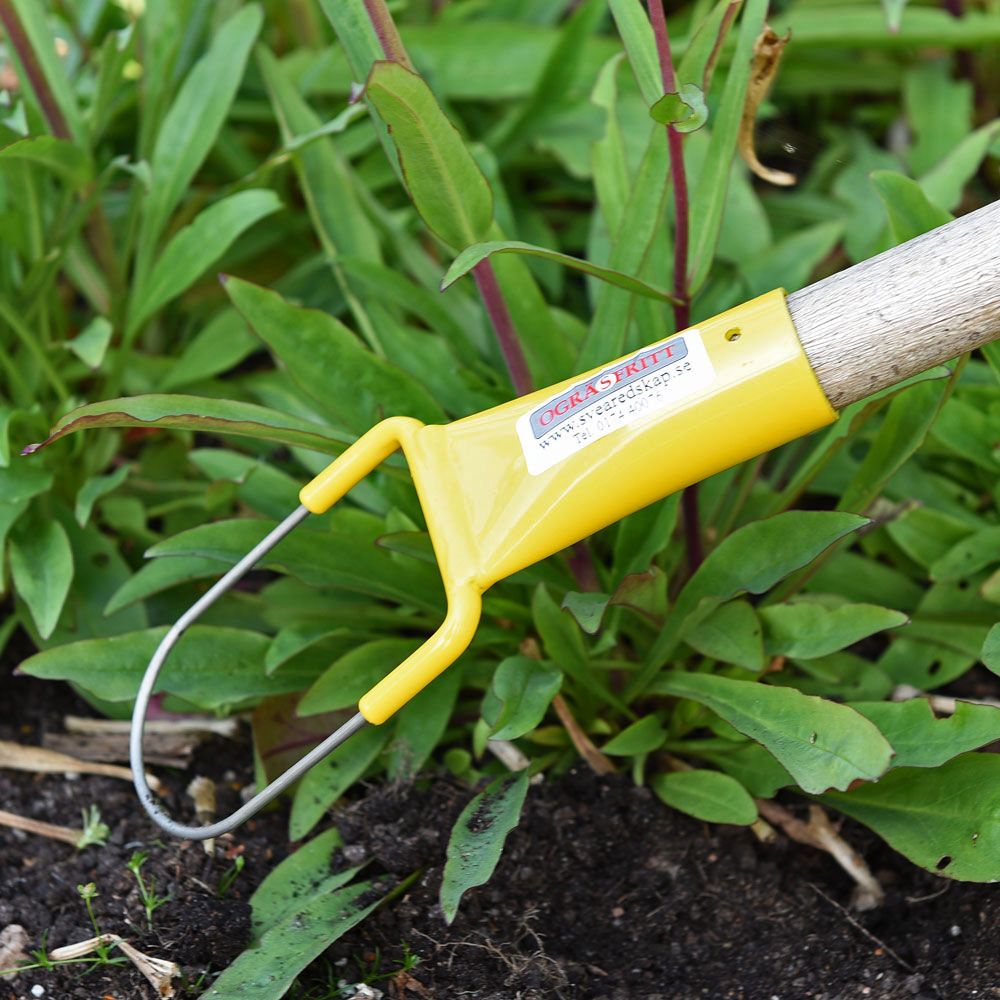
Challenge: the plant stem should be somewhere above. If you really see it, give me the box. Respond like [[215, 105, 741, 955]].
[[361, 0, 415, 69], [0, 295, 69, 402], [0, 0, 71, 140], [473, 259, 533, 395], [648, 0, 700, 572]]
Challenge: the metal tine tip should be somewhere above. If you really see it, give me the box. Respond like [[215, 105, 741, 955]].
[[128, 505, 369, 840]]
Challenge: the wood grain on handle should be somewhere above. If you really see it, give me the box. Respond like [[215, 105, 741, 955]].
[[788, 199, 1000, 409]]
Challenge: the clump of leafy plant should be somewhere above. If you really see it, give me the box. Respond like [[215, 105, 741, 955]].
[[3, 0, 1000, 991], [126, 850, 171, 928]]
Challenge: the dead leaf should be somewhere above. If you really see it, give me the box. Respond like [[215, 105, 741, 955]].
[[738, 26, 796, 187]]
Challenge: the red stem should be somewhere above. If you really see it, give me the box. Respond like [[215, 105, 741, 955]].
[[0, 0, 70, 140], [648, 0, 699, 571], [362, 0, 414, 68], [473, 260, 533, 396]]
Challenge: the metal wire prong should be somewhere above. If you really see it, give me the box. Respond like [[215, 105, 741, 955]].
[[129, 505, 369, 840]]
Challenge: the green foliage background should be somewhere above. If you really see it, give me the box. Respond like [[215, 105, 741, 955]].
[[1, 1, 1000, 957]]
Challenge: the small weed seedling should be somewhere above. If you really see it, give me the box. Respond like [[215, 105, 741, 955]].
[[126, 851, 171, 928], [217, 855, 245, 899], [76, 806, 109, 849]]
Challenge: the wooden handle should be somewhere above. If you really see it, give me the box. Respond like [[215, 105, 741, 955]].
[[788, 199, 1000, 409]]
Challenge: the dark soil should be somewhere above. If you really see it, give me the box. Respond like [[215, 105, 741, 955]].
[[1, 653, 998, 1000]]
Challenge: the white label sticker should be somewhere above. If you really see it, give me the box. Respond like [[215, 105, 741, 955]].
[[516, 330, 714, 475]]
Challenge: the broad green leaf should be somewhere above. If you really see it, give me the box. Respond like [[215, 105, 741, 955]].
[[289, 724, 390, 840], [698, 741, 795, 799], [75, 466, 129, 527], [104, 555, 222, 615], [759, 600, 908, 659], [366, 61, 493, 250], [483, 656, 562, 741], [257, 45, 381, 264], [649, 85, 708, 133], [389, 664, 463, 779], [561, 592, 611, 635], [249, 828, 345, 937], [0, 462, 54, 504], [871, 170, 952, 245], [880, 635, 977, 691], [317, 0, 393, 80], [652, 770, 757, 825], [0, 136, 91, 186], [931, 527, 1000, 582], [442, 240, 678, 303], [9, 513, 73, 639], [603, 715, 666, 755], [822, 754, 1000, 882], [159, 311, 259, 391], [129, 190, 282, 335], [839, 365, 952, 512], [904, 60, 973, 176], [882, 0, 908, 33], [607, 0, 661, 105], [740, 221, 843, 299], [148, 520, 444, 614], [30, 395, 351, 456], [685, 600, 765, 671], [613, 494, 680, 579], [2, 1, 86, 145], [440, 771, 530, 924], [532, 584, 588, 672], [136, 4, 263, 276], [634, 512, 868, 695], [0, 499, 28, 591], [66, 317, 112, 370], [851, 699, 1000, 769], [206, 881, 384, 998], [920, 122, 1000, 214], [225, 277, 444, 431], [652, 672, 893, 793], [982, 624, 1000, 677], [578, 127, 671, 367], [18, 626, 316, 710], [297, 639, 422, 716], [687, 0, 768, 293]]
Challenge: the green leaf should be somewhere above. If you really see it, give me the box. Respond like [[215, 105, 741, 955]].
[[982, 624, 1000, 677], [759, 600, 908, 660], [136, 4, 263, 273], [649, 85, 708, 133], [634, 512, 868, 696], [904, 60, 973, 176], [365, 61, 493, 250], [651, 672, 893, 793], [0, 499, 28, 591], [920, 121, 1000, 213], [0, 462, 54, 504], [882, 0, 908, 33], [930, 527, 1000, 582], [66, 317, 113, 370], [607, 0, 661, 105], [687, 0, 768, 293], [871, 170, 952, 245], [603, 715, 666, 755], [104, 555, 222, 615], [149, 519, 444, 614], [225, 277, 444, 431], [158, 311, 259, 391], [389, 664, 463, 779], [840, 371, 952, 512], [0, 136, 91, 186], [289, 725, 390, 840], [440, 771, 530, 924], [30, 394, 351, 457], [561, 592, 611, 635], [484, 656, 562, 741], [129, 190, 282, 335], [652, 770, 757, 825], [821, 754, 1000, 882], [2, 1, 86, 145], [699, 741, 795, 799], [207, 881, 384, 998], [850, 700, 1000, 769], [9, 513, 73, 640], [442, 240, 678, 303], [297, 639, 422, 716], [75, 466, 129, 528], [685, 600, 765, 671], [19, 627, 314, 710]]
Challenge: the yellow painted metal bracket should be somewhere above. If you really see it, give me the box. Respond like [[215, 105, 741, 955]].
[[300, 288, 836, 724]]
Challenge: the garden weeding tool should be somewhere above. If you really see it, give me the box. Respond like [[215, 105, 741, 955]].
[[131, 201, 1000, 840]]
